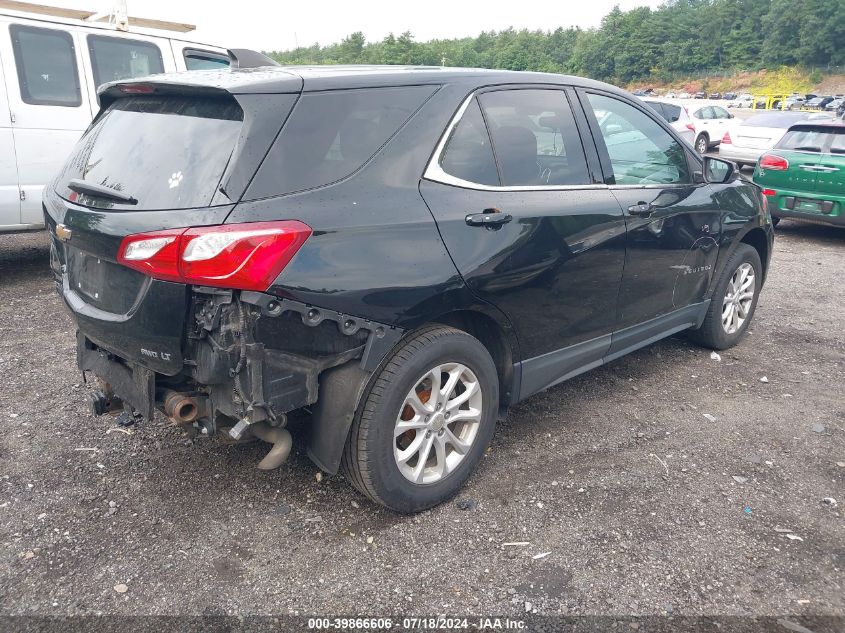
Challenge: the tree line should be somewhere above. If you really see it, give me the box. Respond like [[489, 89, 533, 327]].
[[268, 0, 845, 85]]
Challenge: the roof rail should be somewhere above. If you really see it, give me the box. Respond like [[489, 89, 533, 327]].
[[228, 49, 280, 70], [0, 1, 195, 33]]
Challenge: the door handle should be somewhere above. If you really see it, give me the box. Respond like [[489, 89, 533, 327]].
[[465, 210, 513, 228], [627, 202, 654, 217]]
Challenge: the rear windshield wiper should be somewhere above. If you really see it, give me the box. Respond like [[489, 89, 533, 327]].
[[67, 179, 138, 205]]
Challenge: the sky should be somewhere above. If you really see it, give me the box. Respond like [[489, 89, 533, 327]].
[[40, 0, 663, 51]]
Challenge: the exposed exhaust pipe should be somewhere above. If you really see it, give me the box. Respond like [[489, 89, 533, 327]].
[[162, 390, 202, 425], [249, 422, 293, 470]]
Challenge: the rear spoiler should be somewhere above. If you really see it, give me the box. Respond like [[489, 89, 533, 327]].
[[228, 49, 280, 69]]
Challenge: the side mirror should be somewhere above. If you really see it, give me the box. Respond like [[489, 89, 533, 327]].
[[704, 156, 738, 183]]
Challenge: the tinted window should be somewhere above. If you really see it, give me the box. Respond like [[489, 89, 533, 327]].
[[744, 112, 815, 128], [712, 106, 730, 119], [480, 89, 590, 186], [587, 93, 690, 186], [438, 98, 499, 186], [644, 101, 666, 120], [10, 25, 81, 107], [778, 127, 845, 153], [88, 35, 164, 87], [662, 103, 682, 123], [248, 86, 436, 199], [184, 49, 230, 70], [695, 107, 714, 120], [57, 96, 242, 210]]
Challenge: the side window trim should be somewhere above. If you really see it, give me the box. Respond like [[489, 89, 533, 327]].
[[9, 24, 82, 107], [575, 87, 702, 189], [424, 88, 609, 192]]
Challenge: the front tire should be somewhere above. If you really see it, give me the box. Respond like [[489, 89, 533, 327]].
[[688, 243, 762, 350], [341, 326, 499, 513], [695, 133, 709, 155]]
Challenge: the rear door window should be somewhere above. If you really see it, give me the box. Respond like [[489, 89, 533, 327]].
[[87, 35, 164, 87], [184, 49, 230, 70], [10, 25, 81, 107], [479, 89, 590, 186], [438, 98, 499, 186], [247, 86, 437, 199], [57, 96, 243, 209]]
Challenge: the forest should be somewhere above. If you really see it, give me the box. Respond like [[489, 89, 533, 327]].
[[268, 0, 845, 85]]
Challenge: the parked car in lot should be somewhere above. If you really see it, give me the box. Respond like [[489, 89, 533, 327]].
[[688, 104, 736, 154], [643, 98, 695, 144], [729, 94, 754, 108], [45, 62, 773, 512], [719, 111, 833, 168], [0, 2, 228, 234], [678, 91, 691, 99], [753, 121, 845, 228], [778, 95, 806, 110], [806, 96, 835, 110], [826, 97, 844, 112], [694, 91, 706, 99], [709, 92, 722, 100], [723, 92, 737, 101]]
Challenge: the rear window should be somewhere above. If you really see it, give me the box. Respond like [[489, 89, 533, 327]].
[[88, 35, 164, 87], [777, 127, 845, 153], [57, 96, 243, 210], [744, 112, 815, 128], [246, 86, 437, 199]]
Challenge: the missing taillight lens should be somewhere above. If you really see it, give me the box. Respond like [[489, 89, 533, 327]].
[[117, 221, 312, 291], [759, 154, 789, 170]]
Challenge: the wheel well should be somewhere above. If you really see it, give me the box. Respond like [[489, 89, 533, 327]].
[[740, 228, 769, 277], [433, 310, 515, 407]]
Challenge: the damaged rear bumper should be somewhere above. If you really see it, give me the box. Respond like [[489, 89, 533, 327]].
[[77, 288, 404, 472]]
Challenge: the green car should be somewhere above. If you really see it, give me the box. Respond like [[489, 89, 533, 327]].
[[753, 121, 845, 227]]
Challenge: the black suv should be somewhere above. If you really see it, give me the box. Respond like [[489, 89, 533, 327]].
[[45, 57, 774, 512]]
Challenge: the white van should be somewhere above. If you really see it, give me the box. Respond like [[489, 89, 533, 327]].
[[0, 1, 228, 233]]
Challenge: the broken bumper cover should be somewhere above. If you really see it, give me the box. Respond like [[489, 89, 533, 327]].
[[77, 332, 155, 420]]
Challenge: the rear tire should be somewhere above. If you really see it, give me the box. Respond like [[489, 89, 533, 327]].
[[688, 243, 762, 350], [341, 325, 499, 513], [695, 134, 709, 155]]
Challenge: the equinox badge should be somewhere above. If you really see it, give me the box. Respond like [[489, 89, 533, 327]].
[[55, 224, 72, 242]]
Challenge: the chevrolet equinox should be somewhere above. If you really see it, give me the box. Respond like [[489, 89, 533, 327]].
[[44, 54, 774, 512]]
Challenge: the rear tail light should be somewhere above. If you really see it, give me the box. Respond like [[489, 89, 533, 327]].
[[686, 122, 695, 132], [117, 221, 312, 291], [759, 154, 789, 170], [761, 188, 777, 196], [721, 131, 732, 144]]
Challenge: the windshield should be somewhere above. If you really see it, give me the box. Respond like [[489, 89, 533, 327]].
[[57, 96, 243, 210]]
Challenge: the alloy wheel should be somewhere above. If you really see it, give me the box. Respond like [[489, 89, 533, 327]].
[[393, 363, 483, 484], [722, 262, 755, 334], [696, 136, 708, 154]]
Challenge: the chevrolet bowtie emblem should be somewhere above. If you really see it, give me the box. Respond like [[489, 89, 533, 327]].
[[55, 224, 72, 242]]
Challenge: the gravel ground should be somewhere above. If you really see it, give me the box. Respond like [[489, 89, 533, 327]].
[[0, 224, 842, 622]]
